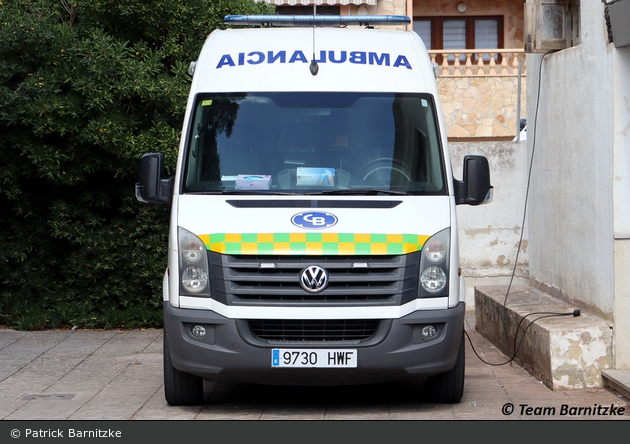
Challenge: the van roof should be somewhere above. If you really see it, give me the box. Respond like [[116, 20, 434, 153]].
[[190, 26, 437, 94]]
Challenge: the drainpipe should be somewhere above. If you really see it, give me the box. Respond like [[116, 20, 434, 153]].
[[407, 0, 413, 31]]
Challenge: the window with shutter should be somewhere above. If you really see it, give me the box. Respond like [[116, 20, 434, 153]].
[[413, 16, 503, 63]]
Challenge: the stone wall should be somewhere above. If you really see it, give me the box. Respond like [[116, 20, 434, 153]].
[[439, 76, 527, 139]]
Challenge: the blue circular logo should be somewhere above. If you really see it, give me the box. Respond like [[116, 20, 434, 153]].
[[291, 211, 338, 230]]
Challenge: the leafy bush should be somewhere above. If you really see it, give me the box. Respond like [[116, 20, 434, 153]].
[[0, 0, 274, 330]]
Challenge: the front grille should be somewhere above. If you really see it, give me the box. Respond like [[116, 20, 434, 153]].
[[247, 319, 380, 343], [208, 252, 420, 306]]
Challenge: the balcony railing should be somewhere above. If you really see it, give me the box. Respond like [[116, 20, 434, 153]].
[[428, 49, 526, 77]]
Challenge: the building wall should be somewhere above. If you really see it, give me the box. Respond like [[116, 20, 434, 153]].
[[439, 76, 526, 139], [450, 140, 530, 305], [412, 0, 525, 49], [526, 1, 615, 322]]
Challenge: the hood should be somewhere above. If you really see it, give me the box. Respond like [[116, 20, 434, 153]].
[[177, 195, 451, 256]]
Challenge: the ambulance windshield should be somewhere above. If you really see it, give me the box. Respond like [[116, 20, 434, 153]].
[[183, 92, 446, 195]]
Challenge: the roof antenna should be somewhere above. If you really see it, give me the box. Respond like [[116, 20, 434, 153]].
[[310, 5, 319, 76]]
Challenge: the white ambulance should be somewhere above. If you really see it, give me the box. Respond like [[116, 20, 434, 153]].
[[136, 14, 492, 406]]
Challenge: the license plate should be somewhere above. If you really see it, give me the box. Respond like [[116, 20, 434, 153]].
[[271, 349, 357, 368]]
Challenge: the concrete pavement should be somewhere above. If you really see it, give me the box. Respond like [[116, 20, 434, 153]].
[[1, 310, 628, 421]]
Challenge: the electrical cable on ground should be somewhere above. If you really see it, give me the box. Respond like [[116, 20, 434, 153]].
[[465, 309, 580, 366]]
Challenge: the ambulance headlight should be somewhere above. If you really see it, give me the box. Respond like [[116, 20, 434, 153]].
[[418, 228, 450, 297], [178, 227, 210, 296], [421, 266, 447, 293], [424, 239, 447, 263], [182, 266, 208, 293], [182, 239, 205, 263]]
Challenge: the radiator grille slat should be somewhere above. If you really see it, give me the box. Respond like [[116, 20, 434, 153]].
[[209, 253, 420, 306], [248, 319, 380, 342]]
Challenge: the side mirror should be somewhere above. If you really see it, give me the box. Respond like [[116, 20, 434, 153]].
[[455, 155, 493, 206], [135, 153, 173, 204]]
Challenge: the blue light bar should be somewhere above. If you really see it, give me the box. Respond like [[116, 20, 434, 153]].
[[224, 15, 411, 27]]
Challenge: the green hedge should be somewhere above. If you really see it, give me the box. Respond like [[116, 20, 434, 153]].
[[0, 0, 274, 330]]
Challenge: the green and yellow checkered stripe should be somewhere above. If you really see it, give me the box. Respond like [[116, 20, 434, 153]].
[[198, 233, 430, 255]]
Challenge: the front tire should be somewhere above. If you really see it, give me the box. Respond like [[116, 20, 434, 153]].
[[424, 334, 465, 403], [163, 334, 203, 406]]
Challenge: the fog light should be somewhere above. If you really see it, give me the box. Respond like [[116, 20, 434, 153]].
[[422, 325, 437, 339], [191, 325, 206, 338]]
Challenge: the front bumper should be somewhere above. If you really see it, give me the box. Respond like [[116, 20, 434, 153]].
[[163, 301, 465, 386]]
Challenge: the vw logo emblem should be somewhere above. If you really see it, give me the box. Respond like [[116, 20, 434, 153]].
[[300, 266, 329, 293], [291, 211, 338, 230]]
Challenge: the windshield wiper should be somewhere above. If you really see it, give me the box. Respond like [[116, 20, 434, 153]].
[[306, 189, 408, 196]]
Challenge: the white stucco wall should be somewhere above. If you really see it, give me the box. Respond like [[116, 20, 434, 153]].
[[450, 141, 530, 305], [526, 1, 615, 320], [613, 42, 630, 368]]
